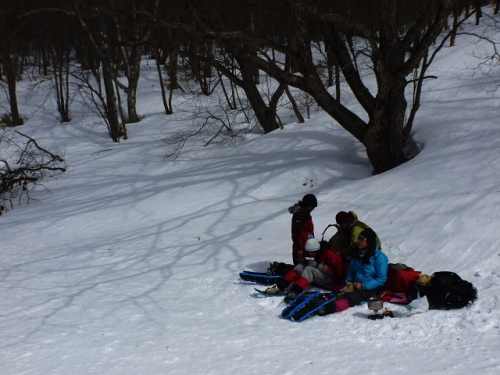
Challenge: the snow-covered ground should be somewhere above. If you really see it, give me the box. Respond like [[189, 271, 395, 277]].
[[1, 18, 500, 375]]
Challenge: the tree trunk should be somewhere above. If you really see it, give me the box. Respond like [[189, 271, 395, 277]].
[[124, 45, 142, 123], [114, 78, 128, 140], [236, 55, 281, 133], [284, 85, 304, 123], [167, 50, 179, 112], [2, 50, 22, 126], [102, 50, 122, 142], [325, 43, 334, 88], [155, 52, 173, 115], [51, 45, 72, 122], [450, 1, 459, 46], [475, 0, 482, 25], [365, 79, 408, 174]]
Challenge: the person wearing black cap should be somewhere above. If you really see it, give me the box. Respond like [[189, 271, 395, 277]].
[[316, 227, 389, 316], [289, 194, 317, 265], [328, 211, 381, 260]]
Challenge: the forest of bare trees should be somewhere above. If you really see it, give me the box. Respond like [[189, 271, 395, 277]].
[[1, 0, 499, 173]]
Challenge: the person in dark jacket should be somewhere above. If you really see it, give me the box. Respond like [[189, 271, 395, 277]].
[[290, 194, 317, 265], [317, 228, 389, 316]]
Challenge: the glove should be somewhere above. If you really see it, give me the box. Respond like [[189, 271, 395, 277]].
[[340, 282, 355, 293], [307, 259, 318, 268], [318, 263, 331, 275]]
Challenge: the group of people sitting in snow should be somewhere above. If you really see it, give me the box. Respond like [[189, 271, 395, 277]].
[[267, 193, 389, 316]]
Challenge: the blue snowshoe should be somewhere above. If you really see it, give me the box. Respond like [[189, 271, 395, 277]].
[[282, 292, 338, 322], [239, 271, 282, 285]]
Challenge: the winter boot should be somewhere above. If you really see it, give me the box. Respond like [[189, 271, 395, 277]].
[[276, 277, 290, 291], [291, 284, 304, 295], [290, 276, 310, 294], [263, 285, 285, 295]]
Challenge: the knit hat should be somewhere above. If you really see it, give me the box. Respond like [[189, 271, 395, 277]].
[[335, 211, 353, 225], [300, 194, 317, 208], [305, 238, 321, 252]]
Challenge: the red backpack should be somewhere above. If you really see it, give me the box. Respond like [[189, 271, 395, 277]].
[[385, 263, 421, 293]]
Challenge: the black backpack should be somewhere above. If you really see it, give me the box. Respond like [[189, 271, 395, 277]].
[[267, 262, 294, 276], [410, 271, 478, 310]]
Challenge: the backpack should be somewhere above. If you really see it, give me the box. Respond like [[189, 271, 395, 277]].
[[267, 262, 294, 276], [385, 263, 422, 293], [410, 271, 477, 310]]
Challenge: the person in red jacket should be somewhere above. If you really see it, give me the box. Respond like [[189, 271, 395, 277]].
[[289, 194, 317, 265], [265, 238, 344, 296]]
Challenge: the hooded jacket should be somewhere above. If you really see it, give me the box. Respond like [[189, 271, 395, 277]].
[[345, 244, 388, 290]]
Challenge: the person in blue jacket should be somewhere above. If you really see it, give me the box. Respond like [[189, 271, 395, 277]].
[[317, 227, 389, 315]]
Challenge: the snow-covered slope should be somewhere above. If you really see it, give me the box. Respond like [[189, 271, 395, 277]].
[[1, 17, 500, 375]]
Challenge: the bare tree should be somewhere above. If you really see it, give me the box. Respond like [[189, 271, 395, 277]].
[[182, 0, 478, 173], [9, 0, 490, 168], [0, 49, 23, 127], [0, 3, 23, 127], [187, 38, 220, 96], [162, 91, 255, 160], [0, 131, 66, 213], [153, 47, 174, 115], [48, 43, 73, 122], [72, 63, 126, 142], [106, 0, 157, 123]]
